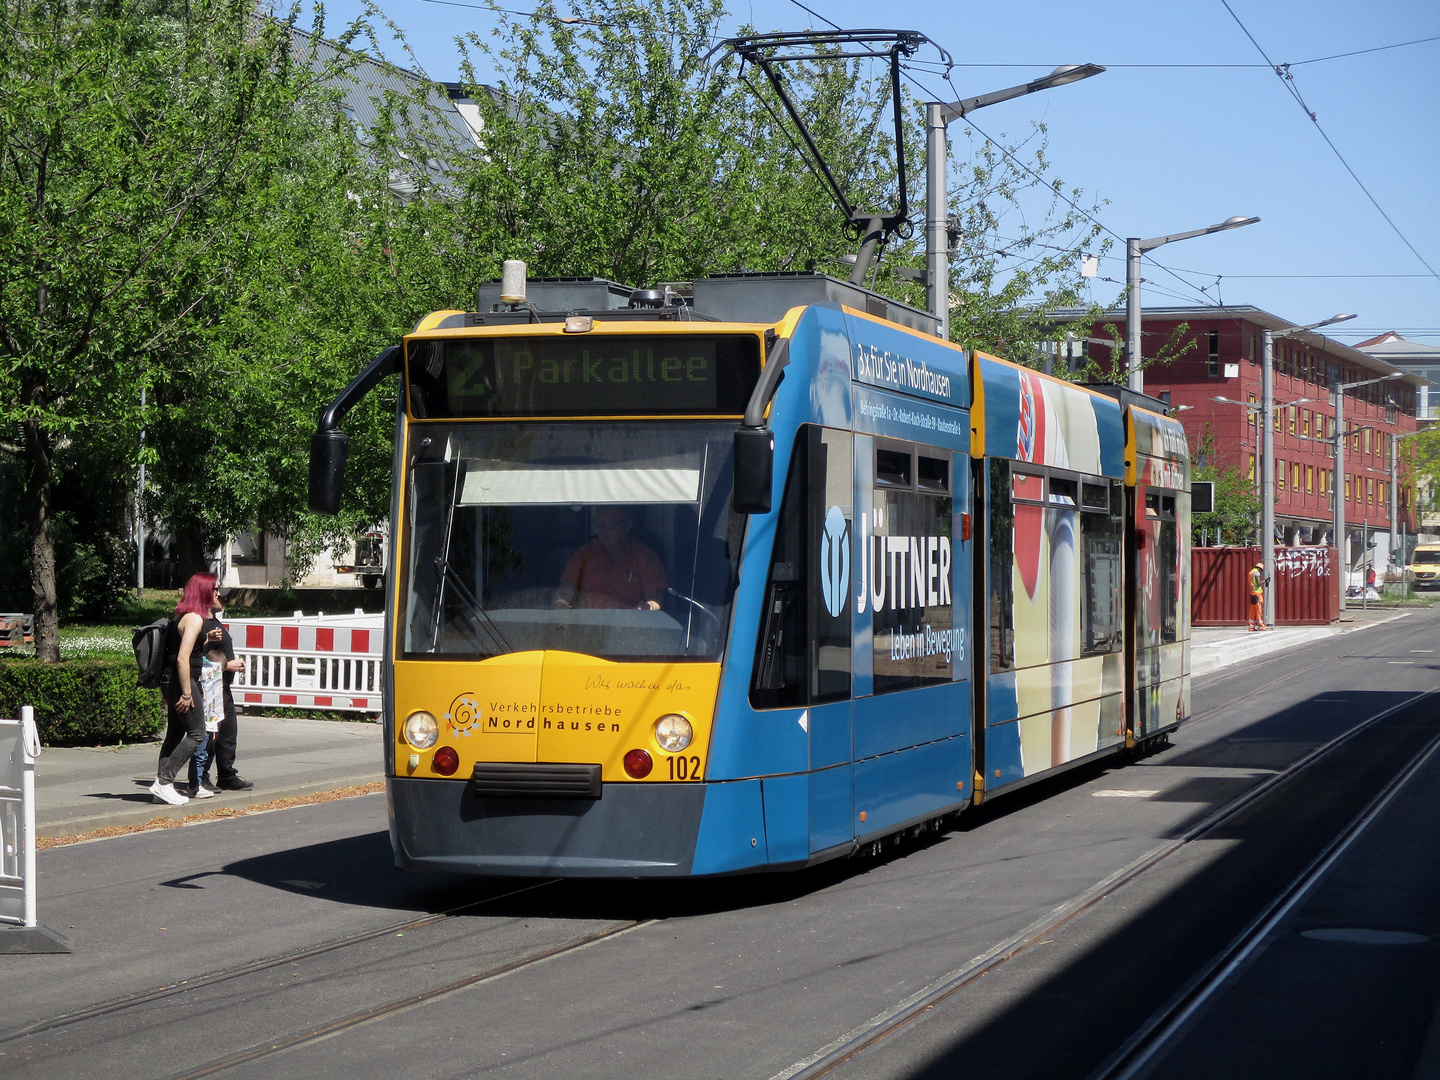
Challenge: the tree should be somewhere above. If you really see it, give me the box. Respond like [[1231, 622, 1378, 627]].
[[1190, 428, 1260, 546], [0, 0, 371, 654], [186, 0, 1121, 573]]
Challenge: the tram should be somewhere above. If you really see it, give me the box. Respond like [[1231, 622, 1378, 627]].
[[309, 271, 1190, 877]]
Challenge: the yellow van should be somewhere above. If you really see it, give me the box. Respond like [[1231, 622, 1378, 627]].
[[1412, 544, 1440, 590]]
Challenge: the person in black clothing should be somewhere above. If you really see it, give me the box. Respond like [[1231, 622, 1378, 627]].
[[152, 573, 223, 805]]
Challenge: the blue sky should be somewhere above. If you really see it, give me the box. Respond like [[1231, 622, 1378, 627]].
[[311, 0, 1439, 344]]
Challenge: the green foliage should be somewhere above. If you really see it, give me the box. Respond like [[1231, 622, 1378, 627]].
[[0, 660, 164, 745], [0, 0, 383, 652], [3, 0, 1117, 610], [1191, 427, 1259, 545], [1413, 424, 1440, 513]]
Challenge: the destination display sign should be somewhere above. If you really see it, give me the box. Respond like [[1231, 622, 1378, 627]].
[[406, 334, 761, 418]]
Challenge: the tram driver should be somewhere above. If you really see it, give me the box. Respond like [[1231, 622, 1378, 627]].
[[553, 506, 666, 611]]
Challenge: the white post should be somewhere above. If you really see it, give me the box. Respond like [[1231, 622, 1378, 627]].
[[20, 705, 38, 929]]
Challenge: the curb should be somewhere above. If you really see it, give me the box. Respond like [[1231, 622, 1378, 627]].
[[1192, 611, 1410, 679], [36, 772, 384, 839]]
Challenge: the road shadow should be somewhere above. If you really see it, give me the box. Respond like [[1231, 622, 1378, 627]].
[[850, 689, 1440, 1080]]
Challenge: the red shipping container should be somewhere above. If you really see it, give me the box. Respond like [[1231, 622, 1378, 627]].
[[1192, 547, 1337, 626]]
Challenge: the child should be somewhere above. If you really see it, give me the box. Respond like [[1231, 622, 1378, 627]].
[[187, 635, 227, 797]]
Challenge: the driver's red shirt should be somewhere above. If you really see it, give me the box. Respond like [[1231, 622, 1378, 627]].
[[560, 539, 666, 609]]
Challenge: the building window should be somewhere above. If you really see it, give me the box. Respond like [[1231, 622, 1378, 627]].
[[1248, 394, 1258, 426], [1208, 330, 1220, 377], [1293, 462, 1302, 491], [1378, 480, 1386, 506], [1364, 428, 1372, 455], [1306, 465, 1314, 494], [1278, 460, 1286, 492], [1320, 470, 1328, 497], [1345, 474, 1352, 500], [1367, 477, 1375, 505], [1248, 453, 1256, 481], [231, 531, 265, 566], [1289, 408, 1296, 436]]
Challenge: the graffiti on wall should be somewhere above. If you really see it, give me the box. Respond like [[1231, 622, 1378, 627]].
[[1276, 547, 1331, 578]]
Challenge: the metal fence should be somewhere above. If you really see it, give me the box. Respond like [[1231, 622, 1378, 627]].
[[226, 615, 385, 713]]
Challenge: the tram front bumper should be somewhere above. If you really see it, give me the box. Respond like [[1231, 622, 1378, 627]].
[[388, 776, 707, 877]]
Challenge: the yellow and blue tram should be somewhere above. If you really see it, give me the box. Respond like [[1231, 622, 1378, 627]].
[[309, 273, 1190, 877]]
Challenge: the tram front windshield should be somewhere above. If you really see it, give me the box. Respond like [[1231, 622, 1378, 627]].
[[401, 422, 740, 663]]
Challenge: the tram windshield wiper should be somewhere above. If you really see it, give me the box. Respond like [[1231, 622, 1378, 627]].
[[666, 587, 721, 654], [432, 556, 515, 655]]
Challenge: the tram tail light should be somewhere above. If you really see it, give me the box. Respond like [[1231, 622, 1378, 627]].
[[432, 746, 460, 776], [623, 749, 653, 778], [960, 513, 972, 542]]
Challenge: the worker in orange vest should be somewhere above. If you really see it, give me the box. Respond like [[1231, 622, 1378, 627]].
[[1247, 562, 1269, 631]]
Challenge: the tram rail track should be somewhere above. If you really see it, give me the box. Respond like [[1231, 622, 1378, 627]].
[[770, 686, 1438, 1080], [0, 878, 559, 1045], [161, 918, 654, 1080]]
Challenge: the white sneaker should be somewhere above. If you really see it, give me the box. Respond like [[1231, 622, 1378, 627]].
[[150, 780, 189, 805], [190, 785, 215, 800]]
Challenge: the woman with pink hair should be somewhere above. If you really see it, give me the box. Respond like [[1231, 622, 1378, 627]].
[[150, 573, 224, 805]]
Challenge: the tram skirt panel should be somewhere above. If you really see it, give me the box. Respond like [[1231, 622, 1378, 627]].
[[389, 777, 707, 877]]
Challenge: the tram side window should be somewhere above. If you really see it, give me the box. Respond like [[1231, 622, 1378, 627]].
[[988, 459, 1015, 673], [870, 443, 955, 695], [751, 426, 853, 709], [1159, 495, 1178, 644], [1144, 492, 1179, 645], [1080, 482, 1123, 656]]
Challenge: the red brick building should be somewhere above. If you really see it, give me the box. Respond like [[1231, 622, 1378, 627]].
[[1051, 305, 1427, 565]]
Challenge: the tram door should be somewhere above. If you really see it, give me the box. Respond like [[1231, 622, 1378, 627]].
[[753, 426, 852, 855], [852, 437, 968, 838]]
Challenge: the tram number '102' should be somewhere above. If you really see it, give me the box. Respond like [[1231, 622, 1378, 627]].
[[665, 755, 702, 780]]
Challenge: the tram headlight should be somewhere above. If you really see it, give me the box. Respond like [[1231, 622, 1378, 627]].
[[403, 711, 439, 750], [653, 714, 693, 752]]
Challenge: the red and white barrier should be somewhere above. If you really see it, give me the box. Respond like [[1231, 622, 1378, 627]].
[[225, 616, 384, 713]]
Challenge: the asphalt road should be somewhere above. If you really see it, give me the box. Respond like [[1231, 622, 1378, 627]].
[[4, 609, 1438, 1080]]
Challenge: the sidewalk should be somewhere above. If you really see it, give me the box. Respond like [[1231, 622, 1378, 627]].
[[33, 714, 384, 839], [1190, 604, 1409, 677]]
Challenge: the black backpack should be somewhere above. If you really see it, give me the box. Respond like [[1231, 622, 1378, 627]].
[[132, 618, 171, 689]]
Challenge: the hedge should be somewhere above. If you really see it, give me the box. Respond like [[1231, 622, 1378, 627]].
[[0, 659, 164, 746]]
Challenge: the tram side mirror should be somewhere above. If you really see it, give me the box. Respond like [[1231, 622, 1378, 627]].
[[309, 429, 349, 516], [732, 428, 775, 515]]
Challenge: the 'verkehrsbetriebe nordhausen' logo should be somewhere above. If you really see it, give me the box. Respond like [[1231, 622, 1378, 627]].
[[819, 506, 850, 620], [446, 693, 481, 737]]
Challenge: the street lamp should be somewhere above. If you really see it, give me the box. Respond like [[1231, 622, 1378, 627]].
[[1125, 215, 1260, 393], [1261, 314, 1354, 624], [926, 64, 1105, 340], [1335, 370, 1404, 610]]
